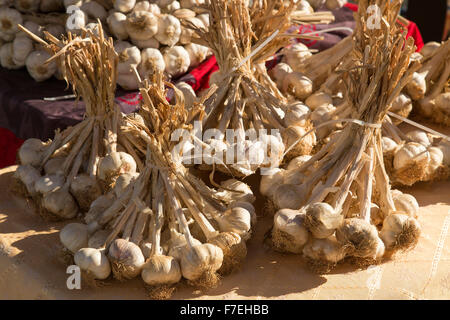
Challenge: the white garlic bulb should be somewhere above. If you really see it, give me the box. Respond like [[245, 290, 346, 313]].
[[155, 14, 181, 47], [380, 213, 421, 251], [85, 193, 117, 225], [108, 238, 145, 280], [138, 48, 165, 79], [196, 13, 209, 27], [424, 146, 444, 180], [406, 130, 431, 147], [270, 62, 292, 88], [381, 136, 398, 154], [44, 157, 65, 175], [438, 140, 450, 167], [98, 151, 137, 183], [161, 0, 180, 12], [175, 81, 196, 109], [208, 232, 246, 275], [81, 1, 108, 21], [35, 174, 64, 195], [284, 43, 312, 72], [12, 36, 33, 66], [88, 229, 110, 249], [0, 8, 23, 36], [60, 223, 89, 254], [15, 0, 40, 12], [286, 154, 312, 171], [420, 41, 441, 59], [142, 254, 182, 286], [391, 190, 419, 218], [405, 71, 427, 101], [281, 125, 316, 157], [325, 0, 347, 10], [302, 237, 346, 270], [229, 201, 256, 226], [107, 12, 128, 40], [306, 0, 326, 10], [131, 37, 160, 49], [390, 93, 412, 117], [180, 0, 205, 8], [117, 71, 140, 90], [393, 142, 430, 184], [272, 184, 306, 210], [179, 243, 223, 282], [296, 0, 314, 13], [74, 248, 111, 280], [0, 43, 21, 69], [26, 50, 57, 82], [114, 0, 136, 13], [44, 24, 65, 39], [14, 164, 41, 196], [220, 179, 255, 203], [435, 92, 450, 115], [42, 188, 79, 219], [18, 138, 46, 166], [184, 43, 209, 68], [305, 92, 333, 111], [305, 202, 342, 239], [70, 174, 102, 212], [282, 72, 313, 100], [335, 218, 383, 259], [272, 209, 309, 254], [284, 102, 310, 127], [125, 10, 158, 41], [112, 172, 138, 198], [216, 207, 251, 238]]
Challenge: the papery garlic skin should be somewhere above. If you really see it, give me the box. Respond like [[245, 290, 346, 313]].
[[270, 62, 292, 88], [0, 43, 21, 69], [107, 12, 128, 40], [74, 248, 111, 280], [179, 243, 223, 282], [125, 11, 158, 41], [272, 209, 309, 254], [273, 184, 306, 210], [282, 72, 313, 100], [424, 146, 444, 180], [260, 168, 285, 198], [88, 229, 110, 249], [35, 174, 64, 195], [42, 188, 79, 220], [406, 130, 431, 147], [114, 0, 136, 13], [0, 8, 23, 35], [142, 255, 182, 286], [220, 179, 255, 203], [391, 190, 419, 218], [108, 239, 145, 280], [163, 45, 190, 78], [216, 207, 251, 238], [175, 81, 196, 109], [18, 138, 46, 166], [81, 1, 108, 21], [138, 48, 165, 79], [405, 72, 427, 101], [380, 213, 421, 251], [284, 43, 312, 72], [302, 237, 346, 272], [12, 36, 33, 66], [305, 202, 342, 239], [286, 155, 312, 171], [284, 102, 310, 127], [184, 43, 209, 68], [60, 223, 89, 254], [70, 174, 103, 212], [14, 164, 41, 196], [155, 14, 181, 47]]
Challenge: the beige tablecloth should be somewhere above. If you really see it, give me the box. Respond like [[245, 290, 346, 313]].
[[0, 164, 449, 300]]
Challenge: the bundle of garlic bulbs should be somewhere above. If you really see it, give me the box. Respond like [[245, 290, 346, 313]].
[[0, 1, 212, 89], [263, 0, 422, 273], [60, 72, 255, 299], [13, 25, 138, 220]]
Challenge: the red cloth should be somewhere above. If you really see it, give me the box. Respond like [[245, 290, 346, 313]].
[[343, 3, 424, 51], [0, 127, 23, 168]]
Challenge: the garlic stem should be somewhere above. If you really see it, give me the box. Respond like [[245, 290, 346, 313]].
[[360, 147, 374, 223]]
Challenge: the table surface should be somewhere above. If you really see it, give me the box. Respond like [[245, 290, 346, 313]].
[[0, 162, 449, 300]]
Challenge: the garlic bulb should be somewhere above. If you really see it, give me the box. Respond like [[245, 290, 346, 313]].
[[125, 10, 158, 41], [81, 1, 107, 21], [44, 24, 65, 39], [180, 0, 205, 8], [284, 43, 312, 72], [229, 201, 256, 226], [40, 0, 64, 12], [335, 218, 383, 259], [282, 72, 313, 100], [161, 0, 180, 12], [390, 93, 412, 118], [88, 229, 110, 249], [406, 130, 431, 147], [85, 193, 117, 225], [306, 0, 326, 10], [272, 209, 309, 254], [302, 237, 346, 272], [424, 146, 444, 180], [64, 0, 82, 8], [0, 7, 21, 36], [305, 92, 333, 111], [20, 21, 43, 39], [325, 0, 347, 10], [216, 207, 251, 238], [382, 136, 398, 154], [15, 0, 40, 12], [270, 62, 292, 88], [26, 50, 57, 82], [380, 213, 421, 251], [112, 172, 138, 198], [393, 142, 430, 184], [435, 92, 450, 114], [138, 48, 165, 79], [114, 0, 136, 13], [74, 248, 111, 280], [162, 45, 190, 78], [155, 14, 181, 47], [179, 243, 223, 282], [108, 238, 145, 280], [273, 184, 306, 210], [18, 138, 46, 166], [117, 71, 140, 90], [107, 12, 128, 40], [141, 255, 182, 286], [296, 0, 314, 13], [184, 43, 209, 68], [175, 81, 196, 109], [131, 37, 160, 49], [44, 157, 65, 175], [281, 125, 316, 157], [134, 1, 160, 13], [14, 164, 41, 196], [35, 174, 64, 195], [305, 202, 342, 239], [196, 13, 209, 27], [42, 188, 79, 219], [260, 168, 285, 198], [70, 174, 102, 212], [284, 102, 310, 127], [420, 41, 441, 58], [98, 151, 137, 184], [12, 36, 33, 66], [0, 43, 21, 69], [391, 190, 419, 218], [60, 223, 89, 254], [167, 231, 201, 260], [156, 0, 177, 7], [286, 154, 312, 171], [220, 179, 255, 203], [405, 71, 427, 100]]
